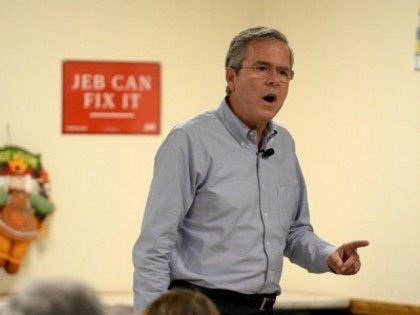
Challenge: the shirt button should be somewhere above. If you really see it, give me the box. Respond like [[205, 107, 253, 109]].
[[241, 142, 245, 148], [264, 213, 268, 218]]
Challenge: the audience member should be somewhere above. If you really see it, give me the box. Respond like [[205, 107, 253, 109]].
[[142, 289, 220, 315], [2, 279, 105, 315]]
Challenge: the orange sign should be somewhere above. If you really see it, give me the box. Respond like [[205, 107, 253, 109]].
[[62, 61, 160, 134]]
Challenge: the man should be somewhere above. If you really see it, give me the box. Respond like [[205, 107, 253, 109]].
[[133, 26, 369, 315]]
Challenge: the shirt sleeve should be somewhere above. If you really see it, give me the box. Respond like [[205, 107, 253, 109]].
[[283, 137, 336, 273], [132, 128, 196, 313]]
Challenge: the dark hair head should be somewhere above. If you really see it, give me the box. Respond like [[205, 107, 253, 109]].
[[143, 289, 220, 315]]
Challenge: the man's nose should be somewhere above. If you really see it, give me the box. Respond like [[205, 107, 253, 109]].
[[266, 71, 281, 85]]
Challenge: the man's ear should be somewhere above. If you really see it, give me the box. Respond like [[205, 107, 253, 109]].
[[226, 68, 236, 93]]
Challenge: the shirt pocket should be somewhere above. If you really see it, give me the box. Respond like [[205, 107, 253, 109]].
[[276, 186, 299, 233]]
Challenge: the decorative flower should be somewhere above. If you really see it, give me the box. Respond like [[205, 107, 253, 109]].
[[7, 154, 29, 175]]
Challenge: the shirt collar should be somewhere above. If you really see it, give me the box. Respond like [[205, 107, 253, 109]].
[[215, 98, 277, 149]]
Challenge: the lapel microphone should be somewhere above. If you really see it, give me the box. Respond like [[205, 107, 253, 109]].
[[257, 148, 275, 158]]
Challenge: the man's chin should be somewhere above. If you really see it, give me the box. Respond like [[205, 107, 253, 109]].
[[259, 105, 282, 119]]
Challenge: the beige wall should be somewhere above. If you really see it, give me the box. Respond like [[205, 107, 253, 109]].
[[0, 0, 419, 305], [263, 0, 420, 305]]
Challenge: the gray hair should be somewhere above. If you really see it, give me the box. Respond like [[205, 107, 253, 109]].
[[2, 280, 105, 315], [225, 26, 294, 95]]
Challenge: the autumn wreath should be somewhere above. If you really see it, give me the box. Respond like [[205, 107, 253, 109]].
[[0, 145, 54, 274]]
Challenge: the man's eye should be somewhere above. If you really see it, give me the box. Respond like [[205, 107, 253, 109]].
[[255, 66, 269, 72], [279, 70, 290, 77]]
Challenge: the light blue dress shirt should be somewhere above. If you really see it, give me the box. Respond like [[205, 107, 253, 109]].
[[133, 99, 336, 312]]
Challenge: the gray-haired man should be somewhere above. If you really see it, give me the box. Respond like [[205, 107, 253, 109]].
[[133, 26, 369, 315]]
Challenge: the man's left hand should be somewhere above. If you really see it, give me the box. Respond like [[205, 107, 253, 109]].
[[327, 240, 369, 275]]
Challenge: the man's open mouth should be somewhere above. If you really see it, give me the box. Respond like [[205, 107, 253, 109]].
[[263, 94, 277, 103]]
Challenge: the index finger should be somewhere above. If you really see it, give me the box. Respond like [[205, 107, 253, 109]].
[[346, 240, 370, 251]]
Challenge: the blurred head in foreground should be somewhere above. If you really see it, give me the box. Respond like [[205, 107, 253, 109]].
[[142, 289, 220, 315], [3, 279, 105, 315]]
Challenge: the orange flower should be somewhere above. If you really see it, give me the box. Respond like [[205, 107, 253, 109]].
[[7, 154, 28, 175]]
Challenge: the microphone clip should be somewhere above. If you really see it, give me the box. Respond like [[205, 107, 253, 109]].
[[258, 148, 275, 158]]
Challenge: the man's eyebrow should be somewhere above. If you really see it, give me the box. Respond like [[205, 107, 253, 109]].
[[253, 60, 291, 70], [253, 60, 271, 66]]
